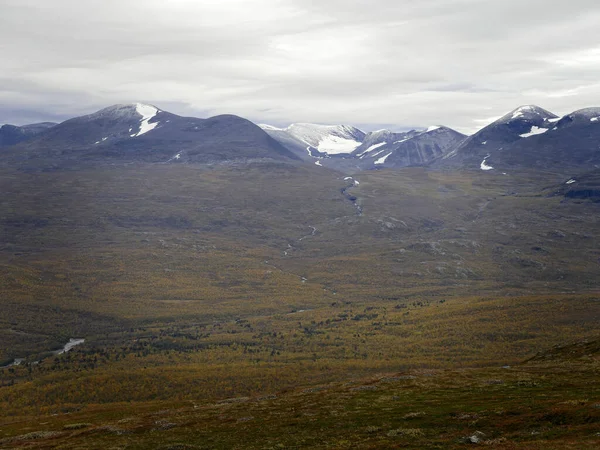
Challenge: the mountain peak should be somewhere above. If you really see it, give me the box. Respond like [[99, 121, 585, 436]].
[[281, 123, 366, 155], [497, 105, 557, 124], [424, 125, 441, 132]]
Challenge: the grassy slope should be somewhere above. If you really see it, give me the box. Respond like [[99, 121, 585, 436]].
[[1, 161, 599, 446], [1, 342, 599, 449]]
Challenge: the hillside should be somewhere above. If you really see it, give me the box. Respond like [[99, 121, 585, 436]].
[[2, 104, 299, 170], [1, 105, 600, 448]]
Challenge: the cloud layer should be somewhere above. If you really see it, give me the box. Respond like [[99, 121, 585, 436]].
[[2, 0, 600, 133]]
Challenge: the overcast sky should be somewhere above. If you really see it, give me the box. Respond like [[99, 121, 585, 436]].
[[1, 0, 599, 133]]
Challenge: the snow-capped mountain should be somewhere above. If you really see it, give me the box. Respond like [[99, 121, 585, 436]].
[[438, 105, 558, 168], [0, 122, 56, 147], [261, 121, 466, 170], [554, 107, 600, 129], [483, 107, 600, 172], [4, 103, 299, 168], [5, 102, 600, 174], [350, 126, 465, 169], [260, 123, 365, 158], [353, 129, 419, 158], [435, 105, 600, 173], [284, 123, 365, 155]]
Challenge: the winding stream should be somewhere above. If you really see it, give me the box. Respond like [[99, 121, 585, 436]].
[[1, 338, 85, 368], [341, 177, 363, 216], [55, 338, 85, 355]]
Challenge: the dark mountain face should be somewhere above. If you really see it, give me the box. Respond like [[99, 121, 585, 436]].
[[3, 104, 299, 169], [0, 122, 56, 147], [438, 105, 558, 169], [446, 107, 600, 174], [357, 126, 466, 169], [3, 103, 599, 175]]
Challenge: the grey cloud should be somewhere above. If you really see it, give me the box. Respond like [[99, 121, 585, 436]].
[[1, 0, 600, 134]]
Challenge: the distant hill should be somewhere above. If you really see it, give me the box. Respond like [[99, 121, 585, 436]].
[[0, 122, 56, 147], [435, 105, 600, 174], [3, 104, 299, 169]]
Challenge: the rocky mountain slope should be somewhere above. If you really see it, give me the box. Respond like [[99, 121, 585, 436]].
[[3, 104, 299, 169], [2, 103, 600, 175], [353, 126, 466, 169], [435, 105, 600, 174], [261, 122, 464, 170], [0, 122, 56, 147]]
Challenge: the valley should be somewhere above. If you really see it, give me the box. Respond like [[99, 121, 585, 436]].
[[1, 103, 599, 448]]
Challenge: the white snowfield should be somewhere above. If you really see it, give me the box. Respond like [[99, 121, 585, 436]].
[[566, 179, 577, 184], [520, 126, 549, 138], [131, 103, 159, 137], [277, 123, 364, 155], [316, 135, 362, 154]]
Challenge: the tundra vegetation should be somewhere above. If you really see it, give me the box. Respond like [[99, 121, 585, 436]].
[[1, 162, 599, 448]]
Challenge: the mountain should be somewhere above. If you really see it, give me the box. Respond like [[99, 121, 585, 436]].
[[0, 122, 56, 147], [437, 105, 600, 174], [4, 104, 299, 169], [257, 124, 318, 161], [438, 105, 558, 169], [354, 126, 466, 169], [260, 123, 366, 163], [489, 107, 600, 172], [261, 123, 463, 171], [282, 123, 366, 155]]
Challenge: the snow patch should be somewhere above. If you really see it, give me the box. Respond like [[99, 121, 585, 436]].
[[520, 126, 549, 138], [315, 160, 322, 166], [131, 103, 159, 137], [425, 125, 440, 132], [480, 155, 494, 171], [482, 141, 487, 145], [284, 123, 365, 155], [591, 117, 599, 122], [566, 179, 577, 184], [374, 152, 392, 165], [369, 148, 388, 160], [511, 105, 534, 119], [357, 142, 386, 157], [259, 124, 282, 131]]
